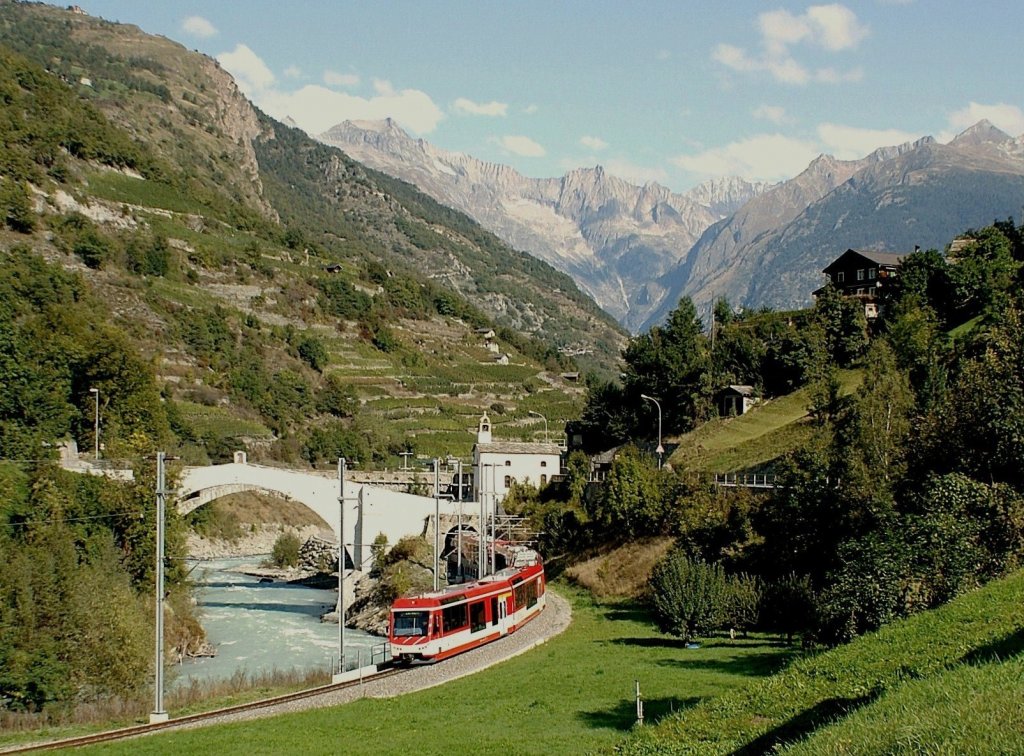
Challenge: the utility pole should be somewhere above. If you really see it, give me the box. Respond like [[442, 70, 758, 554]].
[[478, 464, 488, 578], [337, 457, 346, 678], [150, 452, 169, 724], [454, 459, 462, 582], [490, 463, 497, 576], [433, 458, 440, 591], [89, 387, 100, 460]]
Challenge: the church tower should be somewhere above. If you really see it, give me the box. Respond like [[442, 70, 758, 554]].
[[477, 413, 492, 444]]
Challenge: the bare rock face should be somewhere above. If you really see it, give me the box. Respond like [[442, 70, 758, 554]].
[[317, 120, 767, 332]]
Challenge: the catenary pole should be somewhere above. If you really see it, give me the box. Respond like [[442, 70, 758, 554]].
[[338, 457, 346, 675], [433, 458, 440, 591], [150, 452, 168, 724]]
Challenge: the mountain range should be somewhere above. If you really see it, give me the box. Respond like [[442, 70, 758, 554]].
[[320, 119, 1024, 332], [319, 119, 768, 332]]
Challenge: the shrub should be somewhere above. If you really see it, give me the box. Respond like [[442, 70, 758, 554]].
[[270, 532, 301, 568], [297, 334, 329, 372], [649, 550, 729, 642], [725, 573, 762, 635]]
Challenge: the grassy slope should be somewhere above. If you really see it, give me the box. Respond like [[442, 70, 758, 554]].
[[670, 369, 863, 473], [785, 656, 1024, 754], [82, 588, 795, 756], [619, 568, 1024, 755]]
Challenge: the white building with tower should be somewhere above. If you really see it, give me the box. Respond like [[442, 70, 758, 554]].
[[471, 414, 562, 505]]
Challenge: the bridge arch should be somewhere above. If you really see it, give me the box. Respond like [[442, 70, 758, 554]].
[[178, 462, 468, 570]]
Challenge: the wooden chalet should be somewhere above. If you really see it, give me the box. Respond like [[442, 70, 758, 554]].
[[815, 248, 905, 319]]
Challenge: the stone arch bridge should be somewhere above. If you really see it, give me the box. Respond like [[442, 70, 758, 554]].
[[178, 461, 473, 570]]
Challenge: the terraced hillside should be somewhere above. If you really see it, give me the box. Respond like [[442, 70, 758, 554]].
[[0, 2, 621, 465]]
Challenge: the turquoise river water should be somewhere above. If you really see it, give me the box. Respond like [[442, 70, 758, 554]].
[[172, 556, 382, 687]]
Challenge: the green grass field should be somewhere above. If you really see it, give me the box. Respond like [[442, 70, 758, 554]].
[[671, 369, 863, 473], [80, 588, 795, 755], [618, 568, 1024, 754]]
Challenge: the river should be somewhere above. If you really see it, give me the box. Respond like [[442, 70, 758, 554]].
[[172, 557, 383, 687]]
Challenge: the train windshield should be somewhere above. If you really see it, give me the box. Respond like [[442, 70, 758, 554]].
[[392, 611, 429, 637]]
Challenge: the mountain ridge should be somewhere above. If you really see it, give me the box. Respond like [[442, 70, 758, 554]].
[[318, 119, 769, 331], [642, 123, 1024, 327]]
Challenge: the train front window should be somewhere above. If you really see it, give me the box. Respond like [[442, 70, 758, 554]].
[[393, 611, 429, 637]]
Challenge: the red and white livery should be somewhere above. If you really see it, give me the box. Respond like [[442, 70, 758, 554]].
[[388, 547, 545, 663]]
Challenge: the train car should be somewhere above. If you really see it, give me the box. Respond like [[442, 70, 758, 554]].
[[388, 550, 545, 663]]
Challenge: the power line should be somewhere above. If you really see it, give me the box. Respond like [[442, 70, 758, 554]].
[[4, 508, 152, 527]]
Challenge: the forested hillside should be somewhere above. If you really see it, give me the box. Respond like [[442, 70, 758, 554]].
[[0, 1, 619, 718], [544, 218, 1024, 648]]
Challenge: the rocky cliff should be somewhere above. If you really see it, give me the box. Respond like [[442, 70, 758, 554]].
[[318, 119, 768, 331]]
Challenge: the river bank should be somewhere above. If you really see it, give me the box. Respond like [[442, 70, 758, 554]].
[[175, 556, 384, 688], [186, 523, 331, 561]]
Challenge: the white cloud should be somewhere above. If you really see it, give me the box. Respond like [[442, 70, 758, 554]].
[[945, 101, 1024, 138], [817, 122, 919, 158], [602, 159, 669, 186], [284, 65, 302, 79], [523, 104, 539, 115], [715, 4, 867, 85], [453, 98, 508, 117], [217, 45, 443, 134], [580, 135, 609, 151], [753, 104, 788, 124], [656, 49, 671, 61], [182, 15, 217, 38], [491, 135, 546, 157], [373, 78, 396, 96], [217, 44, 276, 93], [324, 70, 360, 88], [805, 4, 870, 50], [260, 84, 444, 135], [672, 133, 821, 181], [815, 66, 864, 83]]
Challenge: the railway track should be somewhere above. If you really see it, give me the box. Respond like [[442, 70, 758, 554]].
[[2, 667, 405, 753]]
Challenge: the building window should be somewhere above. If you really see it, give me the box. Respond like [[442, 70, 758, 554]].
[[540, 461, 547, 468], [857, 269, 865, 281], [868, 268, 876, 279], [504, 475, 512, 488], [836, 271, 845, 283], [540, 474, 547, 486], [505, 460, 511, 466], [857, 288, 865, 295]]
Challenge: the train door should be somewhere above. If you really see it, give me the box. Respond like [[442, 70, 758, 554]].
[[496, 592, 510, 633]]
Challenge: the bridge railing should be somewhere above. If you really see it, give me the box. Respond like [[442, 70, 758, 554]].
[[713, 473, 778, 488]]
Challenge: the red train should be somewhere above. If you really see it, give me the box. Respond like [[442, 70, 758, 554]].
[[388, 548, 545, 663]]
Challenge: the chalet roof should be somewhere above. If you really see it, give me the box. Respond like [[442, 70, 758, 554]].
[[475, 442, 562, 456], [591, 446, 623, 465], [823, 248, 905, 273], [721, 385, 755, 396]]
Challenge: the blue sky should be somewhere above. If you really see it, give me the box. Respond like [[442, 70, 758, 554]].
[[81, 1, 1024, 192]]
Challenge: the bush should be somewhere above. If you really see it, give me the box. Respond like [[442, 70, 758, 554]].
[[649, 550, 729, 642], [270, 532, 301, 568], [725, 573, 761, 635]]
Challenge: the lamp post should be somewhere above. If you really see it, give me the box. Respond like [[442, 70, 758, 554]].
[[640, 394, 664, 469], [528, 410, 549, 443], [89, 387, 100, 460]]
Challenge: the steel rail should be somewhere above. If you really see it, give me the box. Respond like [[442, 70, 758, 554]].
[[3, 667, 405, 753]]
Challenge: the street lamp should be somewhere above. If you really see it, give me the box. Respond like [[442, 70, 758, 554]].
[[640, 394, 664, 469], [528, 410, 549, 443], [89, 387, 100, 460]]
